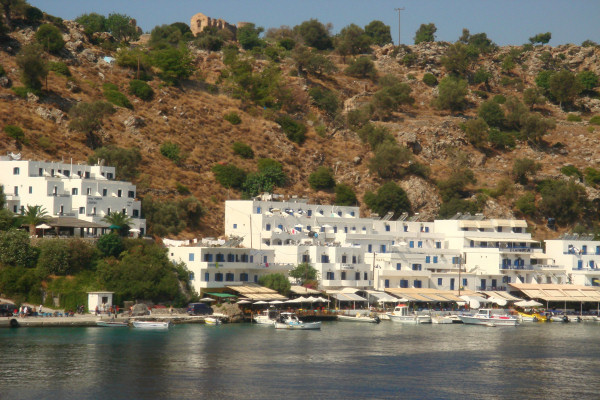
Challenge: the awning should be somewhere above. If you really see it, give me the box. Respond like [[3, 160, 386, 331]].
[[331, 293, 367, 302], [226, 283, 288, 300], [366, 291, 398, 303], [290, 285, 320, 295], [204, 292, 238, 298], [465, 237, 539, 244], [479, 291, 522, 301], [385, 288, 463, 302], [46, 217, 109, 229], [510, 283, 600, 302]]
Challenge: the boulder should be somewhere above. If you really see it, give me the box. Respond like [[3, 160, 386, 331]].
[[35, 107, 65, 123], [131, 303, 150, 316], [27, 92, 39, 103], [80, 49, 97, 63], [0, 76, 11, 88]]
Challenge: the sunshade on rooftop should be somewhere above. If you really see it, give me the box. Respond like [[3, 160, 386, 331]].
[[290, 285, 320, 295], [510, 283, 600, 302], [226, 284, 287, 300], [385, 288, 463, 302], [330, 293, 367, 302]]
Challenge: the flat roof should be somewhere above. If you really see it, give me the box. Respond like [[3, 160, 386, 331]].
[[510, 283, 600, 302]]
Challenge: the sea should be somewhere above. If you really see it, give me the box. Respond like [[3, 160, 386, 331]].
[[1, 321, 600, 400]]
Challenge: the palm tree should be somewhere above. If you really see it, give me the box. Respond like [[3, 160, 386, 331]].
[[102, 211, 132, 236], [20, 205, 49, 236]]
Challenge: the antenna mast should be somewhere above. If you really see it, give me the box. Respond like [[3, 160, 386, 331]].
[[394, 7, 405, 45]]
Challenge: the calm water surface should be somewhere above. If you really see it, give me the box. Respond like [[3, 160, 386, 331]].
[[1, 321, 600, 399]]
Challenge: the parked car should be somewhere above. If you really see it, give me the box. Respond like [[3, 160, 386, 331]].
[[0, 303, 16, 317], [187, 302, 213, 316]]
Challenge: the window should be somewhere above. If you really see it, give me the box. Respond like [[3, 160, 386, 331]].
[[39, 168, 43, 176], [225, 273, 234, 282], [72, 188, 78, 195], [13, 167, 19, 175], [122, 209, 126, 215], [481, 279, 486, 290], [438, 278, 443, 286], [344, 227, 348, 233], [117, 189, 122, 197], [254, 275, 258, 283], [128, 190, 135, 198], [240, 273, 248, 281], [409, 241, 414, 248], [307, 210, 312, 217], [380, 245, 386, 253], [424, 227, 429, 233], [132, 209, 139, 217], [204, 254, 213, 262], [92, 207, 96, 215], [79, 207, 85, 215], [215, 273, 223, 282], [278, 224, 283, 230], [326, 271, 335, 280], [13, 205, 17, 213], [86, 188, 91, 195], [189, 272, 194, 281], [102, 188, 107, 196], [28, 186, 32, 194], [417, 241, 423, 248], [204, 272, 210, 282], [321, 255, 330, 263], [188, 253, 195, 262], [256, 207, 261, 214], [107, 208, 111, 215], [307, 226, 311, 231], [302, 254, 310, 263], [341, 255, 347, 263], [403, 225, 408, 232], [433, 256, 438, 264], [497, 227, 503, 232], [582, 245, 588, 255], [59, 205, 64, 215], [14, 186, 18, 196], [412, 264, 422, 271], [320, 226, 325, 232], [385, 225, 390, 232], [368, 244, 372, 252], [338, 211, 342, 217], [425, 256, 431, 263], [341, 271, 346, 280], [450, 278, 455, 290], [266, 224, 271, 231], [227, 254, 235, 262], [491, 279, 497, 288], [333, 226, 337, 233], [396, 263, 401, 270], [385, 279, 390, 288], [216, 254, 225, 262], [355, 272, 360, 280], [436, 242, 441, 249], [84, 171, 90, 178], [462, 278, 468, 287], [350, 211, 355, 217], [233, 224, 237, 229], [318, 209, 323, 215], [241, 254, 248, 262], [414, 280, 422, 288], [364, 272, 367, 280], [400, 280, 408, 288]]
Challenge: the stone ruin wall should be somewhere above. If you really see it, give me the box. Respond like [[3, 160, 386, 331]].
[[190, 12, 237, 38]]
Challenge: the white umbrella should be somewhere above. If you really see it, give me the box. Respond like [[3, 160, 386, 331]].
[[200, 297, 216, 302], [254, 301, 268, 305], [488, 297, 508, 307], [36, 223, 52, 229], [526, 300, 543, 307], [306, 296, 320, 303], [514, 300, 530, 307], [129, 228, 141, 233], [317, 297, 331, 303], [284, 298, 298, 303], [295, 296, 308, 302], [269, 300, 284, 304], [237, 300, 251, 304]]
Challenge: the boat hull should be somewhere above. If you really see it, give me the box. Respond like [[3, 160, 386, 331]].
[[96, 321, 128, 327], [459, 315, 518, 326], [132, 321, 171, 329], [274, 321, 321, 330], [205, 317, 221, 325], [337, 315, 380, 323], [389, 314, 432, 324]]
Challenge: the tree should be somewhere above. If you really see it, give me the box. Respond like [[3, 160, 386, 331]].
[[513, 158, 541, 184], [461, 118, 489, 147], [16, 43, 48, 91], [18, 205, 48, 236], [308, 86, 339, 116], [35, 24, 65, 53], [4, 125, 25, 149], [0, 229, 37, 267], [503, 96, 528, 130], [36, 240, 70, 276], [106, 13, 140, 43], [414, 23, 437, 44], [345, 56, 377, 80], [529, 32, 551, 45], [371, 75, 414, 119], [435, 76, 468, 111], [437, 169, 476, 202], [357, 123, 395, 149], [149, 24, 184, 49], [289, 262, 318, 287], [478, 100, 505, 128], [335, 24, 371, 58], [259, 273, 291, 296], [292, 46, 336, 76], [102, 211, 132, 236], [334, 183, 358, 206], [308, 167, 336, 190], [523, 87, 546, 110], [364, 20, 392, 46], [275, 114, 307, 144], [538, 180, 587, 224], [441, 42, 472, 76], [68, 101, 115, 149], [212, 164, 247, 189], [459, 29, 496, 54], [294, 19, 332, 50], [75, 13, 107, 36], [548, 70, 582, 109], [128, 79, 154, 100], [237, 23, 265, 50], [520, 112, 555, 143], [96, 232, 124, 258], [364, 182, 411, 218], [515, 192, 536, 216], [368, 142, 412, 179], [150, 46, 195, 85], [577, 70, 598, 93], [0, 0, 26, 29]]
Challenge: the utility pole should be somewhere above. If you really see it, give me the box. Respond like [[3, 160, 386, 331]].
[[394, 7, 405, 45]]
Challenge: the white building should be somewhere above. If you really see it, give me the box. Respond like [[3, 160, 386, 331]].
[[545, 234, 600, 287], [0, 156, 145, 235]]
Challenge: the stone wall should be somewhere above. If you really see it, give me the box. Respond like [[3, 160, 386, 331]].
[[190, 12, 237, 38]]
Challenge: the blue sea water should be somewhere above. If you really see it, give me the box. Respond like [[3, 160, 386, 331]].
[[1, 322, 600, 400]]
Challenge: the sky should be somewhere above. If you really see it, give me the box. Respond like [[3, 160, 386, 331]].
[[28, 0, 600, 46]]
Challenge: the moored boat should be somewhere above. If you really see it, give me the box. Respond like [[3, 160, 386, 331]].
[[132, 320, 171, 329], [96, 320, 129, 327], [459, 309, 518, 326], [388, 305, 432, 324], [205, 316, 221, 325], [337, 313, 380, 323], [253, 309, 279, 325], [431, 315, 462, 324], [274, 312, 321, 330]]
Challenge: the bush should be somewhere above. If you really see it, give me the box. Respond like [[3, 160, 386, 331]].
[[473, 68, 491, 85], [175, 182, 190, 195], [493, 94, 506, 104], [212, 164, 247, 189], [149, 47, 195, 85], [567, 114, 582, 122], [422, 73, 437, 86], [68, 101, 115, 149], [275, 114, 307, 144], [590, 116, 600, 126], [223, 112, 242, 125], [24, 6, 44, 24], [243, 161, 287, 197], [142, 196, 204, 236], [435, 76, 468, 111], [88, 146, 142, 181], [4, 125, 25, 143], [232, 142, 254, 159], [437, 169, 476, 202], [513, 158, 541, 184], [560, 165, 583, 181], [104, 89, 133, 109], [160, 141, 182, 163], [402, 53, 417, 66], [357, 123, 394, 150], [37, 135, 56, 153], [368, 142, 412, 179], [515, 192, 536, 216], [345, 57, 377, 80], [461, 118, 488, 147], [478, 100, 505, 128], [35, 24, 65, 53], [75, 13, 107, 36], [438, 198, 480, 219], [308, 167, 336, 191], [308, 86, 339, 116], [48, 61, 71, 77], [0, 64, 5, 77], [294, 19, 333, 50], [128, 79, 154, 100], [584, 167, 600, 186], [538, 180, 587, 224], [488, 128, 516, 150], [334, 183, 357, 206], [16, 44, 48, 91], [364, 182, 410, 218]]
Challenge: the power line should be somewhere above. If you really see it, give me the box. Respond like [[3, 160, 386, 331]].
[[394, 7, 405, 45]]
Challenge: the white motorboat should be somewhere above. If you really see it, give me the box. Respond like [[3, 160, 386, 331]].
[[96, 320, 129, 327], [274, 312, 321, 330], [431, 315, 462, 324], [459, 309, 519, 326], [337, 313, 380, 323], [388, 305, 432, 324], [253, 309, 279, 325], [132, 320, 171, 329], [205, 317, 221, 325]]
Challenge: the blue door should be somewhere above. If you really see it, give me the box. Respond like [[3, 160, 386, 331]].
[[450, 278, 455, 291]]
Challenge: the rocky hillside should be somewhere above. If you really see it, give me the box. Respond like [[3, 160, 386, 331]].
[[1, 12, 600, 241]]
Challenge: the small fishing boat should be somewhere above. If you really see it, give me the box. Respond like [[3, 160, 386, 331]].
[[337, 313, 380, 323], [96, 320, 129, 327], [132, 320, 171, 329], [253, 309, 279, 325], [205, 316, 221, 325], [459, 309, 518, 326], [388, 305, 432, 324], [274, 312, 321, 330], [431, 315, 462, 324]]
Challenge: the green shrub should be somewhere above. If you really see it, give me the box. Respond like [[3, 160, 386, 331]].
[[12, 87, 37, 98], [515, 192, 536, 216], [89, 146, 142, 181], [589, 115, 600, 125], [473, 68, 491, 85], [212, 164, 247, 189], [478, 100, 505, 128], [37, 135, 56, 153], [567, 114, 582, 122], [35, 24, 65, 53], [104, 90, 133, 109], [538, 179, 587, 224], [242, 160, 287, 197], [345, 56, 377, 80], [128, 79, 154, 100], [223, 112, 242, 125], [560, 165, 583, 180], [4, 125, 24, 141], [488, 128, 516, 150], [434, 76, 468, 111], [422, 73, 437, 86], [493, 94, 506, 104], [334, 183, 357, 206], [0, 64, 5, 77], [308, 167, 336, 190], [48, 61, 71, 77], [232, 142, 254, 159], [438, 198, 480, 219], [315, 124, 327, 137], [308, 86, 339, 116], [24, 6, 44, 24], [160, 141, 182, 163], [407, 162, 430, 179], [473, 90, 488, 99], [584, 167, 600, 186], [142, 196, 204, 236], [402, 53, 417, 66], [275, 114, 307, 144], [102, 82, 119, 91], [368, 142, 412, 179], [175, 182, 190, 195], [461, 118, 488, 147], [364, 182, 411, 218]]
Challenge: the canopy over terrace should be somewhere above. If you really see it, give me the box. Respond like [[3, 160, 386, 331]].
[[366, 290, 399, 303], [226, 283, 287, 301], [479, 291, 522, 301], [509, 283, 600, 302], [385, 288, 463, 303], [44, 217, 109, 237], [290, 285, 320, 296]]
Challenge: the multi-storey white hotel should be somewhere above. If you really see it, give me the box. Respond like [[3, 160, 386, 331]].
[[0, 155, 146, 235]]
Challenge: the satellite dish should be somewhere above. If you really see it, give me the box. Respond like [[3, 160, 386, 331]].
[[469, 299, 480, 309]]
